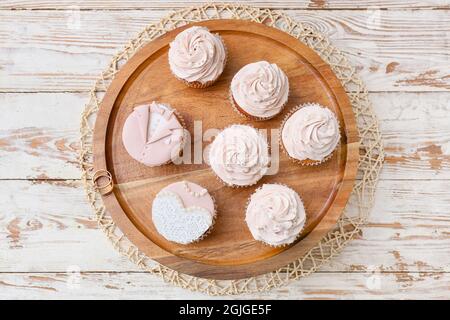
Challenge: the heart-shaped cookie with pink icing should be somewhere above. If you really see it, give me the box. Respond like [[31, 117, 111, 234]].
[[151, 181, 216, 244]]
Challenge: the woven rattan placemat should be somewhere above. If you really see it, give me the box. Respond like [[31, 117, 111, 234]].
[[79, 3, 384, 295]]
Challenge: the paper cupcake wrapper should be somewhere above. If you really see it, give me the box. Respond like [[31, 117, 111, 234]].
[[228, 88, 288, 122], [212, 170, 262, 189], [244, 182, 307, 248], [279, 102, 342, 166], [181, 78, 217, 89], [171, 32, 228, 89], [209, 123, 269, 188]]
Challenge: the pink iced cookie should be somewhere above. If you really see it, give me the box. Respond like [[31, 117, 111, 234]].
[[122, 102, 185, 167]]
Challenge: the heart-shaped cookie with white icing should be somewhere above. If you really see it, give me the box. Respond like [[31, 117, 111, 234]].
[[151, 181, 216, 244]]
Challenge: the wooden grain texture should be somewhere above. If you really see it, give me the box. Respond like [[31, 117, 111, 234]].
[[1, 179, 449, 274], [93, 19, 358, 279], [1, 10, 449, 92], [1, 0, 449, 10], [0, 180, 138, 273], [0, 272, 448, 299], [0, 93, 84, 180], [2, 92, 449, 180], [372, 92, 450, 180]]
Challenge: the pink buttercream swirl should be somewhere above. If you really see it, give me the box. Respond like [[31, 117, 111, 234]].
[[282, 103, 340, 161], [168, 26, 226, 84], [231, 61, 289, 118], [246, 184, 306, 246], [209, 125, 269, 186]]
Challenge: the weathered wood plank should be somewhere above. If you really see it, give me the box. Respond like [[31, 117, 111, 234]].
[[0, 180, 137, 272], [0, 93, 84, 180], [0, 10, 449, 92], [1, 92, 449, 180], [0, 272, 448, 299], [331, 179, 450, 274], [294, 10, 450, 92], [1, 0, 449, 10], [373, 92, 450, 179], [1, 179, 449, 273]]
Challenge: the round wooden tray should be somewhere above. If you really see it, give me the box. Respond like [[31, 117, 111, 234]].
[[93, 19, 359, 280]]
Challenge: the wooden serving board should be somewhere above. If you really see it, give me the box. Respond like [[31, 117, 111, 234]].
[[93, 19, 359, 280]]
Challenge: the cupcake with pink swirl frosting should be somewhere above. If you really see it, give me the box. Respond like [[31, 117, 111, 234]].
[[230, 61, 289, 121], [281, 103, 341, 165], [168, 26, 227, 88], [208, 124, 269, 187], [246, 184, 306, 247]]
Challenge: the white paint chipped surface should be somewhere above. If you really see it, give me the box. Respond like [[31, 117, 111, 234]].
[[0, 0, 449, 299]]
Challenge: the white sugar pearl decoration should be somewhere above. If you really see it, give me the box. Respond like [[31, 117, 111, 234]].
[[182, 180, 208, 198]]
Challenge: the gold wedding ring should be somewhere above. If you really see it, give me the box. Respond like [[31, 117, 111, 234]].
[[92, 169, 114, 196]]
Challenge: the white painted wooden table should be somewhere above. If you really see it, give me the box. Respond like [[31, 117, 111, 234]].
[[1, 1, 449, 299]]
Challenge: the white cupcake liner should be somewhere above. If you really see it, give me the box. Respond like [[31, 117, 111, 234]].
[[212, 171, 261, 189], [228, 86, 289, 122], [244, 182, 307, 248], [279, 102, 342, 166]]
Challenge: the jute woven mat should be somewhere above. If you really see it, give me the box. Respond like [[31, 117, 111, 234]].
[[79, 3, 384, 295]]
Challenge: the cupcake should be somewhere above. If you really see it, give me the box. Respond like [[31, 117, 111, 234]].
[[281, 103, 341, 165], [152, 181, 216, 244], [208, 124, 269, 187], [245, 184, 306, 247], [122, 101, 185, 167], [230, 61, 289, 120], [168, 26, 227, 88]]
